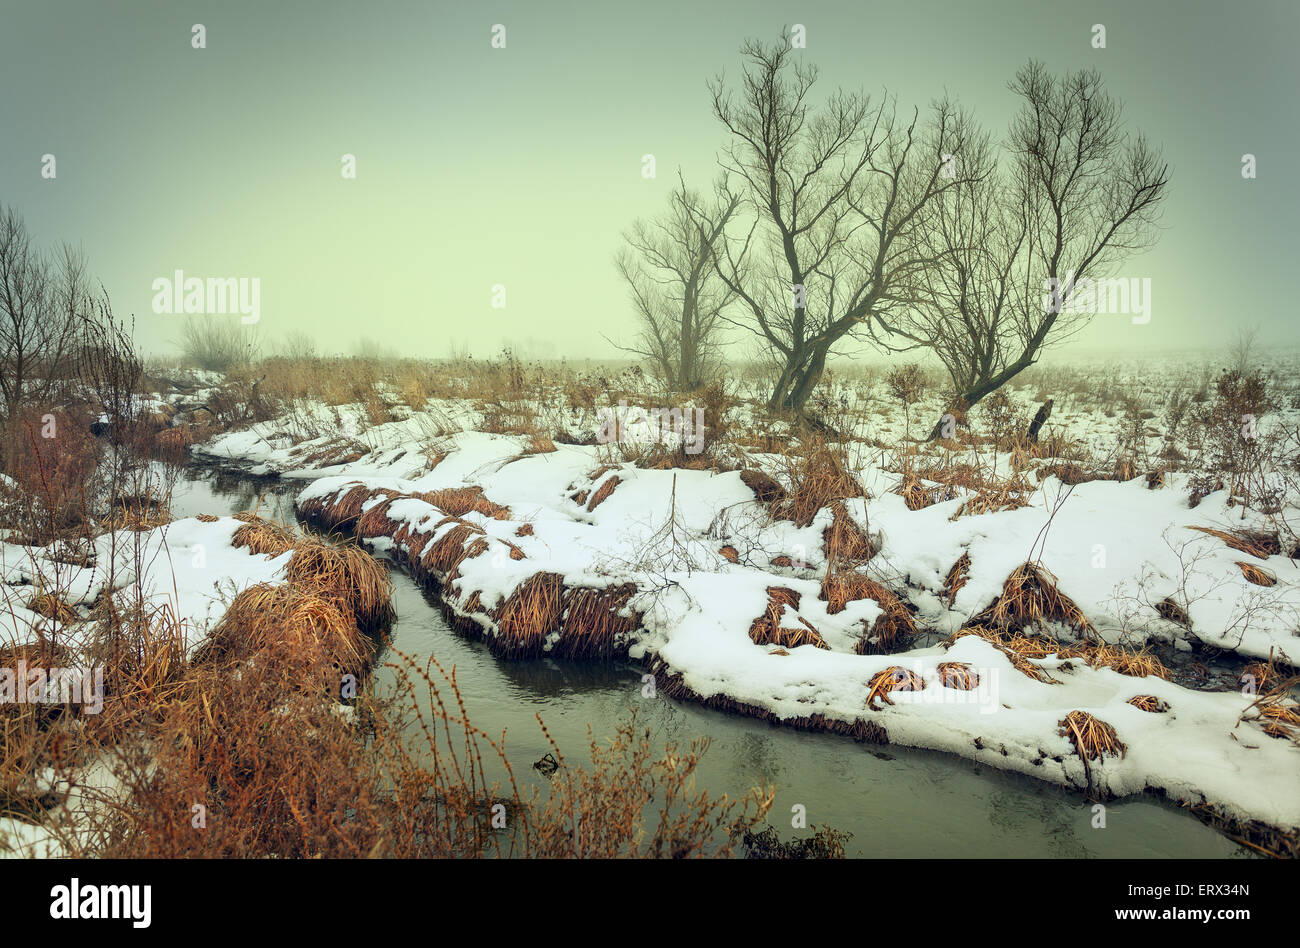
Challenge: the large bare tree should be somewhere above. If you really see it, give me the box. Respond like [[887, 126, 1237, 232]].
[[910, 62, 1170, 437], [614, 174, 740, 391], [709, 38, 979, 414]]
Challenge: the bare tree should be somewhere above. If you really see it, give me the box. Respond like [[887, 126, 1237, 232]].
[[708, 38, 979, 415], [613, 173, 739, 391], [910, 62, 1171, 438], [0, 206, 88, 464]]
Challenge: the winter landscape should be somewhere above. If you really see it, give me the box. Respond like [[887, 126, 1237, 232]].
[[0, 1, 1297, 868]]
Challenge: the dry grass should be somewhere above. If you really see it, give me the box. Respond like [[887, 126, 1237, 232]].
[[973, 561, 1095, 636], [1127, 695, 1169, 713], [1156, 597, 1190, 625], [942, 552, 971, 605], [586, 475, 620, 512], [865, 666, 925, 709], [231, 516, 296, 557], [819, 570, 916, 654], [739, 468, 786, 505], [1059, 710, 1126, 761], [491, 572, 565, 656], [26, 592, 79, 624], [555, 584, 642, 659], [355, 495, 408, 540], [414, 486, 511, 520], [1058, 641, 1170, 680], [748, 587, 829, 651], [420, 520, 489, 579], [1237, 561, 1277, 586], [822, 501, 876, 563], [936, 662, 979, 690], [944, 626, 1060, 684], [1187, 525, 1282, 560], [194, 582, 374, 680], [298, 481, 373, 529], [283, 536, 395, 633], [768, 440, 865, 528]]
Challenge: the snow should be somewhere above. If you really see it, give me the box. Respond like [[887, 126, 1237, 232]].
[[209, 407, 1300, 832]]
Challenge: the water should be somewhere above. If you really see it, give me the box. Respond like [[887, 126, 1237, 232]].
[[173, 464, 1250, 858]]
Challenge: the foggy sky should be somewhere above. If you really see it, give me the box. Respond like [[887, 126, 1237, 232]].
[[1, 0, 1295, 360]]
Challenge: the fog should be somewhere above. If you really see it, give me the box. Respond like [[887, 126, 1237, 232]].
[[1, 0, 1295, 360]]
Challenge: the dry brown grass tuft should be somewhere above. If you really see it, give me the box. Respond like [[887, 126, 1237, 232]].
[[355, 495, 409, 540], [26, 592, 79, 624], [420, 520, 489, 579], [819, 570, 916, 654], [896, 472, 942, 511], [231, 516, 296, 557], [298, 482, 372, 529], [865, 666, 925, 708], [936, 662, 979, 691], [748, 587, 829, 651], [1127, 695, 1169, 713], [1058, 641, 1169, 680], [823, 501, 876, 563], [1059, 710, 1126, 761], [557, 583, 642, 659], [1237, 561, 1277, 586], [1187, 525, 1282, 560], [586, 475, 620, 512], [1156, 597, 1190, 625], [973, 562, 1095, 636], [284, 537, 394, 633], [739, 468, 786, 505], [950, 487, 1029, 519], [942, 552, 971, 605], [195, 582, 374, 679], [768, 441, 865, 528], [718, 545, 739, 563], [491, 572, 565, 656], [944, 626, 1060, 684], [413, 486, 511, 520]]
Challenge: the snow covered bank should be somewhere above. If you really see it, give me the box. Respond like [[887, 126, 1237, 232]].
[[257, 422, 1300, 839]]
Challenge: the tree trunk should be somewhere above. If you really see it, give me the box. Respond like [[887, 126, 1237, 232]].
[[765, 342, 828, 415]]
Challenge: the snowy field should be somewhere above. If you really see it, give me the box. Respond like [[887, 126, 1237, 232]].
[[4, 348, 1299, 854]]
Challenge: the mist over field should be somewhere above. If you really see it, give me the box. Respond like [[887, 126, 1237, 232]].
[[0, 0, 1296, 361]]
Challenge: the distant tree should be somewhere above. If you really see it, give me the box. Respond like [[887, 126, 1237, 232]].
[[614, 173, 739, 391], [177, 316, 259, 373], [909, 62, 1170, 438], [708, 38, 980, 415], [279, 329, 319, 361], [0, 206, 88, 467]]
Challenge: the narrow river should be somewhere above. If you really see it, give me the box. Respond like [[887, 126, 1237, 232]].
[[172, 465, 1250, 858]]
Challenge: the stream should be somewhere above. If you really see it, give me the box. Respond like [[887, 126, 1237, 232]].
[[171, 464, 1251, 858]]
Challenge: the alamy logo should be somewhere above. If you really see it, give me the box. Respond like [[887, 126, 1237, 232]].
[[152, 269, 260, 324], [49, 878, 151, 928], [596, 400, 705, 455], [1042, 272, 1151, 325], [0, 662, 103, 714]]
